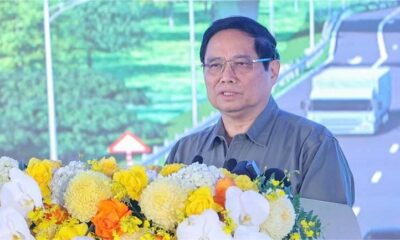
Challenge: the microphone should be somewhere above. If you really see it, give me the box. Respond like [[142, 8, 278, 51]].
[[231, 160, 260, 180], [192, 155, 203, 164], [263, 168, 291, 187], [223, 158, 237, 172]]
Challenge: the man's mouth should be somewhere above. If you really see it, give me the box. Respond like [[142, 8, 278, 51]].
[[222, 91, 236, 96]]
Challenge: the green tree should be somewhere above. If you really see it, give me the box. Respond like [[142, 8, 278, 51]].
[[0, 70, 165, 162], [52, 0, 145, 69], [0, 71, 48, 161], [0, 1, 44, 71]]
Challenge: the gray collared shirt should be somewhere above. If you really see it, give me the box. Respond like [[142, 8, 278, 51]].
[[166, 97, 355, 206]]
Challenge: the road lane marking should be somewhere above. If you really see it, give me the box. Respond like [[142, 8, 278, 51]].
[[389, 143, 399, 154], [352, 206, 360, 216], [348, 56, 362, 65], [372, 7, 400, 69], [371, 171, 382, 184]]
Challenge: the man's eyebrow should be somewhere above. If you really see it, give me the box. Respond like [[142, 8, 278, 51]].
[[231, 54, 252, 59], [205, 54, 252, 62], [205, 57, 224, 62]]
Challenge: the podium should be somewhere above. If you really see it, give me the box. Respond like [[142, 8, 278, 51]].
[[301, 198, 361, 239]]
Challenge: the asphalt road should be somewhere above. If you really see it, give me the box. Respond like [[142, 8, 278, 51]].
[[277, 7, 400, 237]]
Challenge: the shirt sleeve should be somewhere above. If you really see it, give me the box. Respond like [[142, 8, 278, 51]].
[[165, 140, 182, 165], [299, 136, 355, 206]]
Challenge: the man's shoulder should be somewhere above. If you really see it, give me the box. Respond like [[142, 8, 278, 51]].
[[166, 124, 216, 164], [177, 124, 216, 146], [276, 109, 334, 140]]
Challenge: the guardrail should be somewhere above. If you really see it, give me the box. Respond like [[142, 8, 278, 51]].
[[141, 0, 399, 165]]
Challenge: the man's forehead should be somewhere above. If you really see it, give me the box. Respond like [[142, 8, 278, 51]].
[[205, 29, 257, 60], [207, 29, 254, 44]]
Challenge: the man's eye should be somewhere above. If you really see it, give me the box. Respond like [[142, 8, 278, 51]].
[[209, 63, 223, 69], [234, 61, 251, 67]]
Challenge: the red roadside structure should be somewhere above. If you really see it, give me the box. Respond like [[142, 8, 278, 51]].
[[108, 131, 152, 166]]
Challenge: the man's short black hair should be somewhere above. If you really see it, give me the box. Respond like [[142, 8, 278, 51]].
[[200, 16, 279, 70]]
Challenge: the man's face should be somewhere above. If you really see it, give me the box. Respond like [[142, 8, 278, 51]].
[[203, 29, 279, 119]]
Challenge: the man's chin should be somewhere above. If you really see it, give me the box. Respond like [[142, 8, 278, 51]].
[[216, 106, 246, 115]]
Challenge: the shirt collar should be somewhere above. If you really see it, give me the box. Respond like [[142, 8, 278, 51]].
[[206, 97, 280, 150], [205, 117, 226, 150], [246, 97, 280, 147]]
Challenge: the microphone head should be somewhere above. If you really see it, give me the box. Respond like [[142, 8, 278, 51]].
[[231, 160, 259, 180], [263, 168, 290, 187], [192, 155, 203, 164], [231, 161, 248, 176], [223, 158, 237, 172], [246, 160, 260, 179]]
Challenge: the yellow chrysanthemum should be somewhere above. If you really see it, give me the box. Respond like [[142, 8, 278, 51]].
[[64, 171, 112, 222], [234, 175, 258, 191], [221, 210, 236, 235], [139, 178, 188, 231], [54, 219, 88, 240], [221, 168, 236, 178], [159, 163, 185, 177], [260, 196, 295, 240], [28, 208, 45, 225], [300, 220, 318, 238], [301, 219, 316, 228], [113, 166, 148, 201], [26, 158, 61, 201], [154, 229, 174, 240], [289, 232, 301, 240], [112, 181, 128, 201], [271, 179, 281, 187], [32, 221, 58, 240], [185, 186, 216, 216], [305, 229, 315, 238], [119, 232, 146, 240], [119, 221, 152, 239], [265, 189, 286, 202], [88, 156, 119, 177], [120, 215, 142, 234]]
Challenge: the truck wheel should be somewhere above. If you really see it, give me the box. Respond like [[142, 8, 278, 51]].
[[382, 112, 389, 124]]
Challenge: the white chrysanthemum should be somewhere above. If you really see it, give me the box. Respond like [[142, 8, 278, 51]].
[[169, 162, 223, 191], [64, 171, 112, 222], [139, 178, 189, 230], [50, 161, 87, 206], [0, 156, 19, 188], [260, 196, 296, 240]]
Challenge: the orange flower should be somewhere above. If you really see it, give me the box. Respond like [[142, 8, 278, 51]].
[[44, 204, 69, 224], [214, 176, 235, 208], [91, 199, 131, 240]]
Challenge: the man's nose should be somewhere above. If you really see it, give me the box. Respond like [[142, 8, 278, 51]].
[[220, 62, 237, 83]]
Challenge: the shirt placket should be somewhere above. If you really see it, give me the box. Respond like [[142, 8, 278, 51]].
[[225, 135, 245, 162]]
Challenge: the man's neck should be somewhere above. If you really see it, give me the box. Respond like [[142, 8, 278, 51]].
[[222, 98, 269, 139], [221, 99, 269, 139], [222, 116, 255, 139]]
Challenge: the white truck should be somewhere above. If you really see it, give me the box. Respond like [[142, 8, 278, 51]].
[[303, 67, 391, 135]]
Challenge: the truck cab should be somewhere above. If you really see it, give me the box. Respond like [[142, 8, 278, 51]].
[[303, 67, 391, 135]]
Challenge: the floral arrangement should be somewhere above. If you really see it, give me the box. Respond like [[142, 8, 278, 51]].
[[0, 156, 321, 240]]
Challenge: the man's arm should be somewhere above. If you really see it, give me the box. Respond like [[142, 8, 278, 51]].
[[299, 136, 355, 206], [165, 140, 182, 165]]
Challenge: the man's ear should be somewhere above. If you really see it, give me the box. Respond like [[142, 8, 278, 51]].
[[269, 60, 280, 84]]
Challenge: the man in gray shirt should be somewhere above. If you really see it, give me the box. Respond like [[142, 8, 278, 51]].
[[166, 16, 354, 206]]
